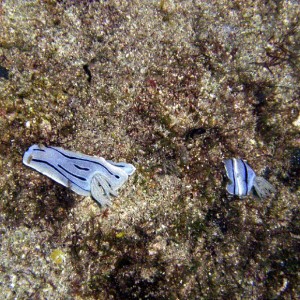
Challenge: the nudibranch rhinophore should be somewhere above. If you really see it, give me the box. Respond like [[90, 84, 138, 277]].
[[23, 144, 136, 206], [224, 158, 275, 199]]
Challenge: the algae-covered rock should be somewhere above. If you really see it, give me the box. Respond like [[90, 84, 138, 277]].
[[0, 0, 299, 299]]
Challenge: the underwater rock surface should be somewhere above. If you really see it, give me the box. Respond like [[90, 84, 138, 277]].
[[0, 0, 299, 299]]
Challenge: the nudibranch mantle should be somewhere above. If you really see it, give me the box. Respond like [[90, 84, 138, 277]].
[[23, 144, 136, 206], [224, 158, 275, 199]]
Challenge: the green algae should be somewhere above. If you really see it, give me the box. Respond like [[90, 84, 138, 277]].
[[50, 248, 66, 265]]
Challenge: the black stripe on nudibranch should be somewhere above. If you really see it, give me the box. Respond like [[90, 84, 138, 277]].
[[31, 159, 89, 192], [74, 164, 90, 171], [47, 146, 119, 178], [58, 164, 87, 181], [241, 159, 249, 195], [231, 159, 236, 195], [33, 148, 46, 152]]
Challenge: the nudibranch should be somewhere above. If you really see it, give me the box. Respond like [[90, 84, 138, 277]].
[[224, 158, 275, 199], [23, 144, 136, 206]]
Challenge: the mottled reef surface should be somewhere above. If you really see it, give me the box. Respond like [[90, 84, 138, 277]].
[[0, 0, 299, 299]]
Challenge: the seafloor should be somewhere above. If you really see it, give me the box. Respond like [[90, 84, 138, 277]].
[[0, 0, 299, 299]]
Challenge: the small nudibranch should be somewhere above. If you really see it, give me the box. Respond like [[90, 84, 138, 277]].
[[224, 158, 275, 199], [23, 144, 136, 206]]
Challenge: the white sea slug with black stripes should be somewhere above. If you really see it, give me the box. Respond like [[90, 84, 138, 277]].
[[223, 158, 275, 199], [23, 144, 136, 206]]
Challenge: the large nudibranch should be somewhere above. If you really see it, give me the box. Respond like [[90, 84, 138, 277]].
[[224, 158, 275, 199], [23, 144, 136, 206]]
